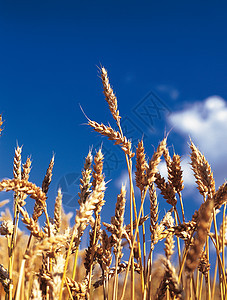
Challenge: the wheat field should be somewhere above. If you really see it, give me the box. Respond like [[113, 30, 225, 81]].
[[0, 68, 227, 299]]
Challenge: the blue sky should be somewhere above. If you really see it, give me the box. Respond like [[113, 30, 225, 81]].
[[0, 1, 227, 245]]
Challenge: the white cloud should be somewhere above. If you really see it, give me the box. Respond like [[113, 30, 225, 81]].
[[168, 96, 227, 186]]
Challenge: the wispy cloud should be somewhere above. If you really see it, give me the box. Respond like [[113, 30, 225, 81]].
[[156, 84, 180, 100]]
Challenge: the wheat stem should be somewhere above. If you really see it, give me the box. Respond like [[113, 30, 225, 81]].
[[120, 186, 148, 300], [211, 258, 218, 300]]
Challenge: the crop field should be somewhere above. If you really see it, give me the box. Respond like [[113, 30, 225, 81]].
[[0, 68, 226, 299]]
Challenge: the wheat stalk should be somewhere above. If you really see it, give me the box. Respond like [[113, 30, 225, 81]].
[[59, 181, 105, 300]]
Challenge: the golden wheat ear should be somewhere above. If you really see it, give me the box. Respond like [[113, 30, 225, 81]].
[[135, 139, 148, 191], [147, 137, 167, 185], [189, 139, 215, 199], [54, 188, 62, 233], [100, 66, 121, 123], [185, 198, 214, 274], [78, 150, 93, 206]]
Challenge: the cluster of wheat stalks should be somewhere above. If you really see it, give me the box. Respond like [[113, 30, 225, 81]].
[[0, 70, 227, 300]]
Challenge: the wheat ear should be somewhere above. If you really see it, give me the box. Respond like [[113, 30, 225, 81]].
[[155, 172, 177, 207], [87, 149, 105, 293], [42, 154, 54, 194], [147, 137, 167, 185], [0, 179, 46, 205], [18, 205, 45, 238], [214, 182, 227, 209], [72, 150, 93, 281], [88, 120, 134, 158], [32, 155, 54, 223], [13, 145, 22, 180], [101, 67, 120, 123], [78, 150, 93, 205], [135, 140, 148, 191], [185, 198, 214, 274], [54, 188, 62, 233], [155, 256, 182, 300], [22, 156, 32, 181], [190, 140, 215, 199]]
